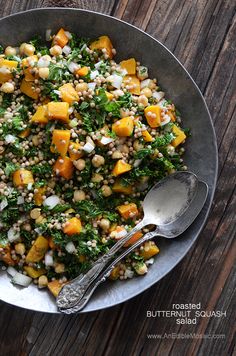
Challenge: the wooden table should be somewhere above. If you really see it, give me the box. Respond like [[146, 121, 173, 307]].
[[0, 1, 235, 355]]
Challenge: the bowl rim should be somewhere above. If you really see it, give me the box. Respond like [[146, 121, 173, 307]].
[[0, 7, 218, 314]]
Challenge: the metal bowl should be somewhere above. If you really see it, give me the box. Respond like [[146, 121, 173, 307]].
[[0, 8, 218, 313]]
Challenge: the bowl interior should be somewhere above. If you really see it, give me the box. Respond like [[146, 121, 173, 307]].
[[0, 8, 217, 313]]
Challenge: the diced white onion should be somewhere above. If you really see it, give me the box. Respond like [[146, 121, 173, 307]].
[[45, 29, 52, 41], [90, 70, 99, 80], [146, 258, 154, 265], [62, 45, 71, 55], [0, 198, 8, 211], [116, 229, 127, 239], [12, 272, 32, 287], [87, 82, 96, 91], [152, 91, 165, 101], [119, 69, 128, 76], [7, 228, 20, 242], [160, 114, 171, 126], [68, 61, 79, 73], [141, 79, 151, 89], [45, 252, 54, 267], [112, 89, 124, 97], [53, 89, 61, 96], [65, 241, 76, 254], [37, 56, 50, 68], [17, 196, 24, 205], [124, 269, 134, 279], [69, 119, 78, 128], [133, 159, 142, 168], [112, 74, 123, 89], [64, 31, 72, 39], [100, 136, 114, 145], [43, 195, 60, 210], [94, 61, 103, 69], [27, 183, 33, 190], [7, 266, 17, 277], [5, 134, 16, 144], [68, 107, 74, 114], [158, 99, 168, 108], [82, 142, 95, 153]]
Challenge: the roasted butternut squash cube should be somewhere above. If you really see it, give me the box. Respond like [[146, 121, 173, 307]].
[[34, 186, 46, 206], [18, 128, 31, 138], [53, 156, 74, 180], [140, 241, 159, 260], [112, 160, 132, 177], [0, 68, 12, 83], [0, 58, 17, 82], [117, 203, 138, 220], [47, 102, 69, 123], [0, 59, 18, 69], [53, 28, 69, 48], [48, 280, 63, 297], [68, 141, 83, 161], [63, 217, 82, 235], [167, 110, 176, 122], [59, 83, 79, 104], [31, 105, 48, 124], [123, 75, 141, 95], [109, 266, 120, 280], [22, 55, 38, 81], [13, 169, 34, 187], [51, 129, 71, 157], [90, 35, 113, 59], [120, 58, 136, 75], [124, 231, 143, 247], [0, 246, 15, 266], [20, 79, 39, 99], [112, 117, 134, 137], [24, 266, 46, 278], [171, 125, 186, 147], [142, 130, 153, 142], [105, 91, 113, 100], [144, 105, 161, 128], [25, 236, 48, 263], [76, 66, 89, 76], [112, 179, 133, 195]]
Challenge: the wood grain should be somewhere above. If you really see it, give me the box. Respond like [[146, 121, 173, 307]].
[[0, 1, 235, 355]]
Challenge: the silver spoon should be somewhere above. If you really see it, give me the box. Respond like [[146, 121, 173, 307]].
[[59, 179, 208, 313], [57, 171, 205, 310]]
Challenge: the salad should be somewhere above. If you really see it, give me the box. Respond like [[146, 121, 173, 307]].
[[0, 29, 188, 298]]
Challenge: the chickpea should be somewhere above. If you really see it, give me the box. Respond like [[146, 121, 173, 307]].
[[76, 83, 88, 92], [74, 190, 86, 201], [14, 243, 25, 256], [74, 159, 86, 171], [135, 262, 148, 275], [141, 87, 152, 98], [20, 43, 35, 56], [38, 67, 49, 79], [91, 173, 103, 183], [92, 154, 105, 168], [137, 94, 148, 107], [120, 144, 129, 154], [30, 208, 41, 219], [32, 135, 40, 146], [101, 185, 112, 197], [38, 275, 48, 288], [133, 139, 143, 151], [55, 263, 65, 274], [1, 82, 14, 93], [5, 46, 16, 56], [49, 45, 62, 56], [112, 150, 123, 159], [100, 218, 110, 232]]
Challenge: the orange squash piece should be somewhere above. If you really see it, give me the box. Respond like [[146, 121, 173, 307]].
[[171, 125, 186, 147], [68, 141, 83, 161], [63, 217, 82, 235], [167, 110, 176, 122], [34, 186, 46, 206], [22, 55, 38, 81], [124, 231, 143, 247], [59, 83, 79, 104], [90, 35, 113, 59], [0, 59, 18, 83], [24, 266, 46, 278], [112, 160, 132, 177], [51, 129, 71, 157], [144, 105, 162, 128], [76, 66, 89, 76], [48, 280, 63, 297], [112, 179, 133, 195], [142, 130, 153, 142], [31, 106, 48, 124], [140, 241, 159, 260], [13, 169, 34, 187], [53, 28, 69, 48], [120, 58, 136, 75], [18, 128, 31, 138], [117, 203, 138, 220], [123, 75, 141, 95], [53, 156, 74, 180], [0, 246, 15, 266], [20, 79, 39, 99], [47, 102, 69, 123], [25, 236, 49, 263], [112, 117, 134, 137]]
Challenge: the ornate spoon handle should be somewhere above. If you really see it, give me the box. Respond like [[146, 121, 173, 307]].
[[59, 229, 158, 314], [57, 220, 148, 309]]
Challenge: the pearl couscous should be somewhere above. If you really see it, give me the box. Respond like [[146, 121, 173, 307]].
[[0, 29, 188, 298]]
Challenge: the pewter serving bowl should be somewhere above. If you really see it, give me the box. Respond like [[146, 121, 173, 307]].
[[0, 8, 218, 313]]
